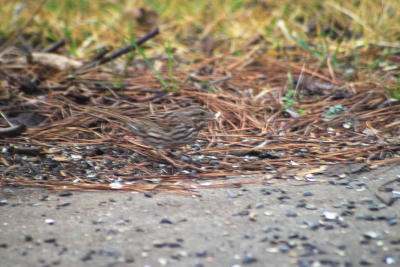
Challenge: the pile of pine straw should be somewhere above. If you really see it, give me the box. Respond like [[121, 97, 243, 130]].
[[1, 32, 399, 193]]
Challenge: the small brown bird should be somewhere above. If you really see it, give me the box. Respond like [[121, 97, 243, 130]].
[[126, 106, 215, 149], [83, 106, 214, 166], [84, 106, 214, 149]]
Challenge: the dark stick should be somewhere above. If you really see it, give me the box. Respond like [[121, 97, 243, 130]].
[[91, 46, 111, 61], [77, 27, 159, 73], [42, 39, 66, 53]]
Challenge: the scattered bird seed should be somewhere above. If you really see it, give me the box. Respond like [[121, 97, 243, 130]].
[[56, 202, 71, 208], [45, 218, 55, 225], [44, 238, 56, 243], [160, 218, 173, 224], [58, 191, 72, 197], [144, 192, 152, 198], [305, 204, 317, 210], [322, 211, 338, 220]]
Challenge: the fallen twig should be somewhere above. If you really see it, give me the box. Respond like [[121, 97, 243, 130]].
[[77, 27, 160, 73]]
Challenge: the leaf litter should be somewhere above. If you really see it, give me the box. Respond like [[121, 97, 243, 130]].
[[0, 28, 399, 194]]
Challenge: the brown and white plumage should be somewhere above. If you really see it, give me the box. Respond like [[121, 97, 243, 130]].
[[126, 107, 214, 149]]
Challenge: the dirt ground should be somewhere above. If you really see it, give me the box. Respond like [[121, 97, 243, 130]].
[[1, 164, 399, 267]]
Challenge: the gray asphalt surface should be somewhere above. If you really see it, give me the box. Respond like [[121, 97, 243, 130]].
[[1, 164, 399, 267]]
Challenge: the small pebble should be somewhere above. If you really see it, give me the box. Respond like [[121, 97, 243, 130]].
[[255, 203, 264, 209], [158, 258, 167, 266], [237, 210, 250, 216], [263, 226, 272, 233], [125, 257, 135, 263], [181, 155, 192, 163], [153, 240, 167, 248], [288, 232, 299, 239], [392, 191, 400, 199], [260, 189, 271, 195], [196, 250, 207, 257], [81, 250, 95, 261], [99, 249, 119, 257], [338, 180, 349, 185], [286, 210, 297, 217], [383, 255, 397, 264], [305, 204, 317, 210], [387, 217, 397, 226], [363, 231, 384, 240], [242, 252, 257, 264], [296, 202, 306, 208], [359, 258, 374, 265], [298, 259, 311, 267], [304, 221, 319, 231], [278, 244, 290, 253], [266, 247, 279, 253], [368, 202, 380, 211], [244, 233, 255, 239]]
